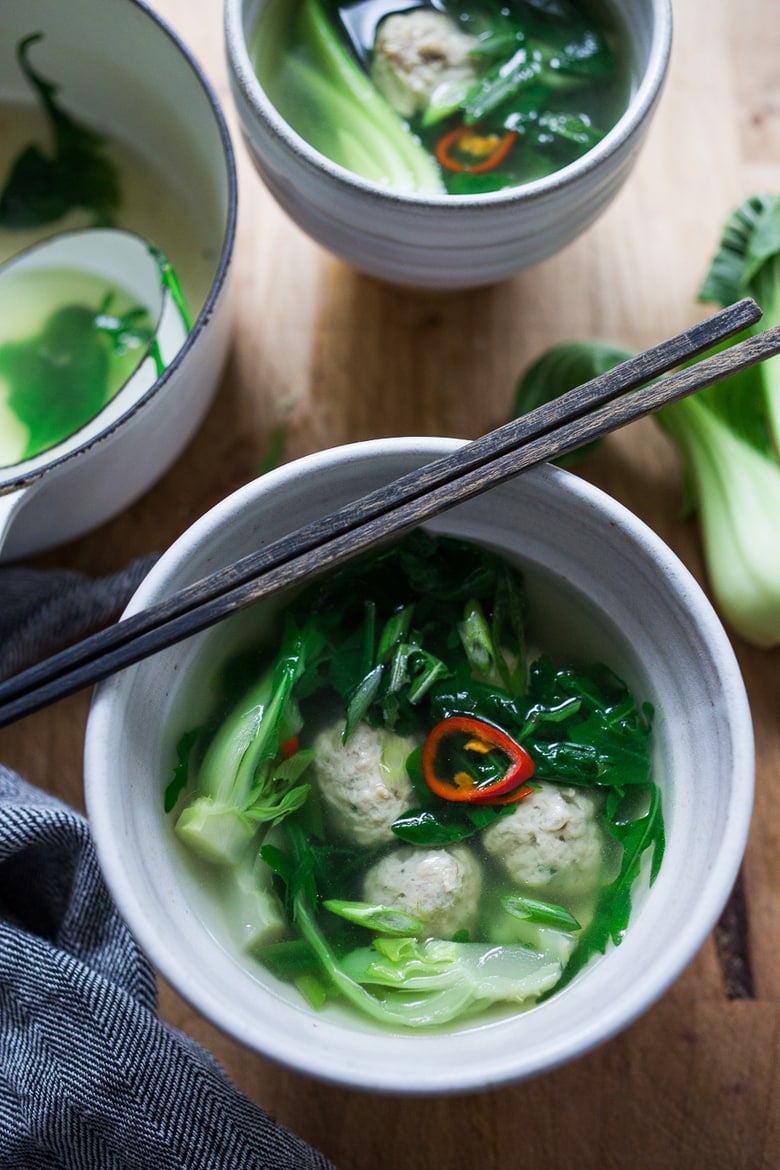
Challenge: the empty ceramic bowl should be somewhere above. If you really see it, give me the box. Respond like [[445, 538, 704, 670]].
[[84, 437, 753, 1094], [225, 0, 671, 288], [0, 0, 237, 560]]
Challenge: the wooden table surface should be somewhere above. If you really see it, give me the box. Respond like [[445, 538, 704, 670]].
[[1, 1, 779, 1166]]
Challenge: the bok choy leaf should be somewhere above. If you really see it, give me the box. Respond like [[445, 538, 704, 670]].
[[172, 617, 318, 866], [270, 818, 562, 1027], [510, 193, 780, 647]]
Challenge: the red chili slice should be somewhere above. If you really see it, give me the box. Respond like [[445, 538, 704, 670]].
[[434, 125, 518, 175], [421, 715, 535, 806], [281, 735, 300, 760]]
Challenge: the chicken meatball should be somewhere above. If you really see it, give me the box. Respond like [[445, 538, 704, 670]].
[[362, 844, 482, 939], [371, 10, 479, 118], [310, 719, 416, 847], [482, 782, 605, 899]]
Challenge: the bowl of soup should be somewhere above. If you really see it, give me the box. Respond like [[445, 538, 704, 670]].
[[225, 0, 671, 288], [84, 437, 753, 1093], [0, 0, 237, 560]]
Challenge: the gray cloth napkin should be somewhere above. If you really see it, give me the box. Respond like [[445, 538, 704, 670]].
[[0, 558, 159, 682], [0, 562, 338, 1170]]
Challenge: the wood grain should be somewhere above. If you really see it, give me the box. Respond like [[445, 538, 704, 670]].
[[0, 1, 778, 1167], [0, 298, 769, 724]]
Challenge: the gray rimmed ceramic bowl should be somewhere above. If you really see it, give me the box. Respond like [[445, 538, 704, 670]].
[[85, 437, 753, 1095], [225, 0, 671, 289], [0, 0, 237, 560]]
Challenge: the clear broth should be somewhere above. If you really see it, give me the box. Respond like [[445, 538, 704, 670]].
[[0, 266, 154, 467], [0, 100, 215, 312], [166, 534, 660, 1030], [252, 0, 634, 195]]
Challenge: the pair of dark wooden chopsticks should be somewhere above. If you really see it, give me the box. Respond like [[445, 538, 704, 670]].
[[0, 296, 777, 728]]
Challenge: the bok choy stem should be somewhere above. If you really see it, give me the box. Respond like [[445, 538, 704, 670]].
[[173, 620, 313, 866], [511, 193, 780, 647], [291, 0, 444, 193]]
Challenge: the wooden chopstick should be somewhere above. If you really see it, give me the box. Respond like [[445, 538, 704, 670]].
[[0, 297, 775, 727]]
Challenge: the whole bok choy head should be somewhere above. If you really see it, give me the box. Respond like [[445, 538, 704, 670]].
[[512, 193, 780, 648]]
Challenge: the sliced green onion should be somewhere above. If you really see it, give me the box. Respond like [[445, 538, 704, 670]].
[[500, 894, 581, 932], [323, 899, 425, 936]]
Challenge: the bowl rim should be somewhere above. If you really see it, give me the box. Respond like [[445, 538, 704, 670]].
[[224, 0, 673, 212], [0, 0, 238, 494], [84, 437, 755, 1094]]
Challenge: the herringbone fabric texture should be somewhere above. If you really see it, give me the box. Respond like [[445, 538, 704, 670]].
[[0, 769, 337, 1170], [0, 564, 337, 1169], [0, 558, 159, 681]]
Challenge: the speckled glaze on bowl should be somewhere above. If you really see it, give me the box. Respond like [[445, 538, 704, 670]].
[[85, 437, 753, 1095], [0, 0, 237, 560], [225, 0, 671, 289]]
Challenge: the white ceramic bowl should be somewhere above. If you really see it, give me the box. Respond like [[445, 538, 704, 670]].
[[225, 0, 671, 289], [85, 438, 753, 1094], [0, 0, 237, 560]]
